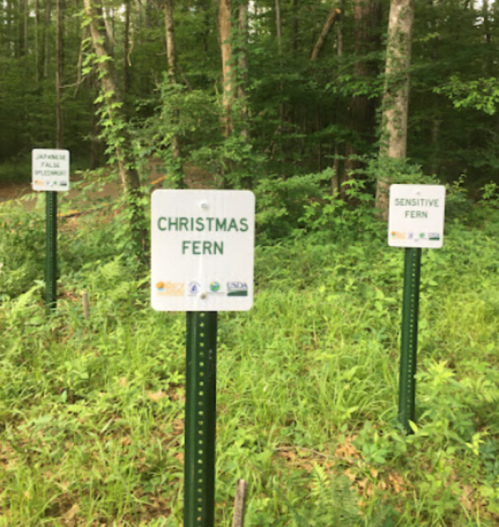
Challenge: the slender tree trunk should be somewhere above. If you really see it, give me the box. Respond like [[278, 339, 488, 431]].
[[201, 0, 210, 53], [238, 0, 249, 140], [164, 0, 182, 171], [103, 6, 115, 56], [44, 0, 53, 79], [482, 0, 492, 74], [292, 0, 299, 56], [343, 0, 381, 193], [375, 0, 415, 217], [124, 0, 131, 98], [90, 70, 103, 169], [311, 6, 341, 61], [23, 0, 28, 56], [219, 0, 233, 137], [145, 0, 153, 29], [332, 0, 344, 195], [35, 0, 42, 83], [275, 0, 282, 52], [56, 0, 64, 149], [16, 0, 23, 57], [164, 0, 178, 85]]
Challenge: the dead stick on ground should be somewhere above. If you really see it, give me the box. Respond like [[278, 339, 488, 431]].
[[232, 479, 248, 527], [82, 291, 90, 319]]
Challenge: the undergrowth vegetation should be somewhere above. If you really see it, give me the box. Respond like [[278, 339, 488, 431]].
[[1, 179, 499, 525]]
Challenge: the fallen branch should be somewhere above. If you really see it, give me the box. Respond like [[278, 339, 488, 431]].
[[311, 7, 341, 61]]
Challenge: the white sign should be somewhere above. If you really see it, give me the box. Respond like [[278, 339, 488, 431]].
[[32, 149, 70, 191], [388, 184, 446, 248], [151, 190, 255, 311]]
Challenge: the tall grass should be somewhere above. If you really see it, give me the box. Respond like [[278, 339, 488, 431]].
[[1, 200, 499, 525]]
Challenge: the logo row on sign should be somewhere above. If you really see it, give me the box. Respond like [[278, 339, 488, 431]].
[[155, 281, 249, 297]]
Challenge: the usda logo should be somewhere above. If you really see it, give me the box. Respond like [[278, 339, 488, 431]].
[[227, 282, 248, 297]]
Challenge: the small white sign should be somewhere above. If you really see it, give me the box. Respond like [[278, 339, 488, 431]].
[[151, 190, 255, 311], [32, 149, 70, 191], [388, 184, 446, 248]]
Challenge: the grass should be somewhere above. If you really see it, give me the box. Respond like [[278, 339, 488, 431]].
[[1, 197, 499, 525]]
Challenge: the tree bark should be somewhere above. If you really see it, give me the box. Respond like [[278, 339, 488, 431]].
[[375, 0, 415, 217], [311, 7, 341, 61], [164, 0, 182, 170], [124, 0, 131, 98], [35, 0, 42, 83], [343, 0, 381, 192], [103, 6, 115, 56], [332, 0, 344, 195], [238, 0, 249, 139], [56, 0, 64, 149], [292, 0, 299, 56], [164, 0, 177, 85], [44, 0, 53, 80], [219, 0, 233, 137], [275, 0, 282, 52]]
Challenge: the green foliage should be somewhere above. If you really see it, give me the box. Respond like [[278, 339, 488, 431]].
[[0, 201, 45, 299], [435, 77, 499, 115], [2, 193, 499, 524]]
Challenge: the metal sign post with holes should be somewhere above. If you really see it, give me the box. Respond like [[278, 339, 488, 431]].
[[45, 191, 58, 310], [388, 184, 446, 433], [185, 311, 217, 525], [32, 149, 70, 312], [151, 190, 255, 526]]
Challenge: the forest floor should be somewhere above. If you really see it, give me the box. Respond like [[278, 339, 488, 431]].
[[0, 163, 214, 216]]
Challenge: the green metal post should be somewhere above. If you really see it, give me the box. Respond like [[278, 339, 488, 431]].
[[398, 247, 422, 433], [45, 191, 57, 311], [185, 311, 217, 527]]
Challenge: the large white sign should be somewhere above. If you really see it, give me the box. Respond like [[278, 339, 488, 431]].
[[32, 149, 70, 191], [388, 184, 446, 249], [151, 190, 255, 311]]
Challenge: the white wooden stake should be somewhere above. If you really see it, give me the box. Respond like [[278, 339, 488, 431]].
[[232, 479, 248, 527]]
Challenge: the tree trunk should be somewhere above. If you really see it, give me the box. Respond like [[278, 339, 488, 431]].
[[56, 0, 64, 149], [332, 0, 344, 195], [23, 0, 28, 56], [219, 0, 233, 137], [238, 0, 249, 140], [292, 0, 299, 56], [35, 0, 42, 83], [103, 6, 115, 56], [44, 0, 53, 80], [343, 0, 381, 194], [164, 0, 177, 85], [375, 0, 415, 217], [164, 0, 182, 177], [275, 0, 282, 52], [310, 7, 341, 61], [16, 0, 25, 57], [124, 0, 131, 98]]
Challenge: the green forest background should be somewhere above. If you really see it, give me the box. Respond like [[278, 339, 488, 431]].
[[1, 0, 499, 193]]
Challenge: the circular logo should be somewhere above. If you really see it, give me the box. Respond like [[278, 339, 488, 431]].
[[210, 281, 221, 292], [188, 282, 201, 295], [156, 281, 165, 291]]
